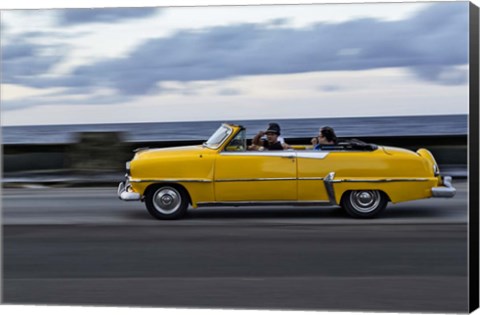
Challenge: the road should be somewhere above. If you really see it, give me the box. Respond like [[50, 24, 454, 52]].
[[2, 180, 469, 312]]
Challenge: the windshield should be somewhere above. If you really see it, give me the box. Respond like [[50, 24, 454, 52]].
[[224, 129, 246, 152], [204, 125, 232, 149]]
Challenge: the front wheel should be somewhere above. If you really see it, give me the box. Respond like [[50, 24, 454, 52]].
[[341, 190, 388, 218], [145, 185, 189, 220]]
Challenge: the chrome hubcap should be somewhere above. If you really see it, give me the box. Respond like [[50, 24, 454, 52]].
[[153, 187, 181, 214], [350, 190, 380, 213]]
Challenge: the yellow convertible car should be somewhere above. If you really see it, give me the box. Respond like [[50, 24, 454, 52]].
[[118, 123, 456, 219]]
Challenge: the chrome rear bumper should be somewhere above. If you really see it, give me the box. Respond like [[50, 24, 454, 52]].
[[117, 182, 141, 201], [431, 176, 456, 198]]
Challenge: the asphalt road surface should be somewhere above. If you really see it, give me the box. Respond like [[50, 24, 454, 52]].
[[2, 180, 469, 312]]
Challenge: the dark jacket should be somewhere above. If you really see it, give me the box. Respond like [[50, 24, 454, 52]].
[[262, 140, 283, 150]]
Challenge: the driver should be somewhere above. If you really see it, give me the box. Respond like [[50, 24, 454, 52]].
[[249, 123, 289, 151]]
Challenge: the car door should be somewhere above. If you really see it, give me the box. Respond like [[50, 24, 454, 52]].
[[295, 151, 332, 202], [214, 151, 297, 202]]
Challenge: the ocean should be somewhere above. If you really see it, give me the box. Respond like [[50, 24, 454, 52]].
[[1, 115, 468, 144]]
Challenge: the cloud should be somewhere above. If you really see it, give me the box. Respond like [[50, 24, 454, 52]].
[[218, 88, 242, 96], [0, 20, 7, 33], [67, 2, 468, 95], [2, 42, 37, 60], [18, 31, 88, 40], [319, 85, 342, 92], [1, 2, 469, 108], [411, 65, 468, 85], [1, 88, 135, 111], [56, 7, 159, 26], [2, 41, 65, 84]]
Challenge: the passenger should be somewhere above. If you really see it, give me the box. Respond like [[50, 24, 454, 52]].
[[311, 126, 338, 150], [250, 123, 289, 151]]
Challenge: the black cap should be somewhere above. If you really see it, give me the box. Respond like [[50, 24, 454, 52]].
[[265, 123, 281, 135]]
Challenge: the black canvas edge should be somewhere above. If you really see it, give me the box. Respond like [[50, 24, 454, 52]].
[[470, 1, 480, 313]]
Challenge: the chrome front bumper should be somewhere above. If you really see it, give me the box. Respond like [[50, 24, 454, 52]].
[[117, 182, 141, 201], [431, 176, 456, 198]]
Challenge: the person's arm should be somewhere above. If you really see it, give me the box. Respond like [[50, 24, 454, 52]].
[[278, 136, 291, 149], [252, 131, 265, 146]]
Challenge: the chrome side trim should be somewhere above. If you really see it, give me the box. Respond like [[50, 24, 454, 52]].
[[197, 200, 331, 207], [220, 152, 296, 158], [331, 178, 430, 183], [131, 177, 320, 183], [296, 152, 329, 159], [323, 172, 337, 205], [431, 176, 456, 198], [215, 177, 296, 182], [219, 151, 330, 159], [129, 177, 428, 184], [129, 178, 213, 183]]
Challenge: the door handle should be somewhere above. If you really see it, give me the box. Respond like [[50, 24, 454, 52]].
[[281, 155, 296, 159]]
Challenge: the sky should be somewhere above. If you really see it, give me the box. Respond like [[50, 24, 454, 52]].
[[0, 1, 471, 126]]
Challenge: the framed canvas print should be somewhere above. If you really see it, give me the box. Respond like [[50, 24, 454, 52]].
[[1, 1, 479, 314]]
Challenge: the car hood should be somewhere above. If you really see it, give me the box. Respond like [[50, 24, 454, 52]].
[[133, 145, 208, 160]]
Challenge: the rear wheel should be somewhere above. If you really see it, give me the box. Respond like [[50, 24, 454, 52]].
[[145, 185, 189, 220], [341, 190, 388, 218]]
